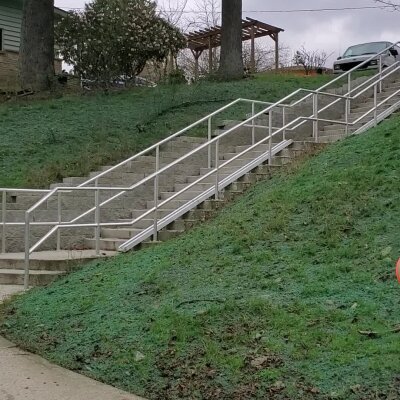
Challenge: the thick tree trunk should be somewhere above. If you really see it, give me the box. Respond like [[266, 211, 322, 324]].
[[20, 0, 55, 91], [219, 0, 243, 80]]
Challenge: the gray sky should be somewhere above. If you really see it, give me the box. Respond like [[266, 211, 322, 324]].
[[54, 0, 400, 66]]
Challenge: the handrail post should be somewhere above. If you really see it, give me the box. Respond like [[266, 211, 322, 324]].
[[251, 101, 256, 145], [313, 93, 319, 142], [56, 191, 61, 251], [2, 191, 6, 253], [379, 55, 383, 93], [268, 109, 273, 164], [24, 212, 30, 290], [347, 73, 351, 95], [207, 117, 212, 169], [95, 179, 100, 255], [282, 106, 286, 141], [153, 145, 160, 242], [215, 139, 219, 200], [345, 95, 350, 136], [374, 83, 378, 126]]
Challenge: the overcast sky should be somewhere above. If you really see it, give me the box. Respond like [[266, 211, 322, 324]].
[[54, 0, 400, 66]]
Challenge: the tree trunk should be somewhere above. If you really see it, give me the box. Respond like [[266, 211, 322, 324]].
[[20, 0, 55, 91], [219, 0, 243, 80]]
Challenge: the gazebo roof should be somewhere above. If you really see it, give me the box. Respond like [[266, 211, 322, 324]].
[[186, 17, 284, 53]]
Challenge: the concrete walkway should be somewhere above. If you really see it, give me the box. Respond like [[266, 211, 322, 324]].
[[0, 288, 144, 400], [0, 336, 144, 400], [0, 285, 23, 302]]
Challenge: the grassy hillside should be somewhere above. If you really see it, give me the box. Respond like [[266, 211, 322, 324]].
[[1, 114, 400, 399], [0, 74, 333, 188]]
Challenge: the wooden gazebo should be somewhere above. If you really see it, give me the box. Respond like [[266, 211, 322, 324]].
[[186, 18, 284, 78]]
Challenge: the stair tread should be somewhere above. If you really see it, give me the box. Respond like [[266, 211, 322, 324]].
[[0, 269, 66, 275], [0, 250, 117, 261]]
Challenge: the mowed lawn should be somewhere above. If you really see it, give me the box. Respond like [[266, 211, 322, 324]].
[[1, 114, 399, 399], [0, 73, 333, 188]]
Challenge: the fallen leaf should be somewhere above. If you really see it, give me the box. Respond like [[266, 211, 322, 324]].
[[134, 351, 145, 362]]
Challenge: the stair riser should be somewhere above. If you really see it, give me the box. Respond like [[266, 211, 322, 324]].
[[101, 228, 141, 240], [0, 272, 64, 286], [84, 238, 124, 251], [158, 188, 212, 202], [166, 219, 196, 231], [318, 134, 346, 143], [0, 259, 83, 272]]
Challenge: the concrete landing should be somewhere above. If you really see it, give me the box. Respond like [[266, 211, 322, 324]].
[[0, 285, 23, 302], [0, 250, 117, 264], [0, 250, 118, 286], [0, 336, 144, 400]]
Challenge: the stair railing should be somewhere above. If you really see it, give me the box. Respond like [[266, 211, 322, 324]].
[[2, 42, 400, 288], [21, 65, 400, 283]]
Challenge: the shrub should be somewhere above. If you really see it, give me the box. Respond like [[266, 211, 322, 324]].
[[55, 0, 186, 83]]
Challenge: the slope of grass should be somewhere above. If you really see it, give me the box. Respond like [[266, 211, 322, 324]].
[[1, 114, 399, 399], [0, 74, 334, 188]]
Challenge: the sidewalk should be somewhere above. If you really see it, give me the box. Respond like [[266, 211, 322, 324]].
[[0, 287, 144, 400], [0, 336, 144, 400], [0, 285, 24, 302]]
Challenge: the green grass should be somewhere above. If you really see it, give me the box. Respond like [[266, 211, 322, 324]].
[[0, 73, 334, 188], [1, 114, 400, 399]]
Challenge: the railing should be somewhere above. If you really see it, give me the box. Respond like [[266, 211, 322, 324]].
[[2, 42, 400, 289]]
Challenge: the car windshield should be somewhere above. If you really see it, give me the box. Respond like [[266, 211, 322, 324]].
[[343, 42, 389, 58]]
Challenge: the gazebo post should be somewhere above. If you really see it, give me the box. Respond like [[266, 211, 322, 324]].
[[274, 32, 279, 71], [208, 37, 213, 73], [191, 49, 203, 81], [250, 26, 256, 73]]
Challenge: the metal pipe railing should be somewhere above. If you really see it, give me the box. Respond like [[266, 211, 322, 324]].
[[3, 41, 400, 289]]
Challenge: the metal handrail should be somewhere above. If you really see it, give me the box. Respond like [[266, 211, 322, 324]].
[[24, 77, 400, 252], [23, 76, 400, 256], [2, 41, 400, 289], [26, 86, 358, 230]]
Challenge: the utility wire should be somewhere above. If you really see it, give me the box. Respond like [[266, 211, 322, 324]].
[[56, 5, 395, 13]]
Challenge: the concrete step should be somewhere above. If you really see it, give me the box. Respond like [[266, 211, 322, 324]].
[[317, 134, 347, 143], [116, 217, 155, 229], [174, 182, 214, 192], [84, 238, 126, 251], [101, 228, 143, 240], [323, 124, 361, 133], [235, 144, 270, 153], [130, 208, 175, 219], [186, 174, 231, 184], [158, 230, 184, 242], [159, 189, 205, 201], [270, 156, 292, 166], [165, 218, 196, 231], [0, 250, 115, 272], [147, 199, 192, 210], [0, 269, 65, 286]]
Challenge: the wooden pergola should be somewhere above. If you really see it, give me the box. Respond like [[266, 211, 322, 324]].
[[186, 18, 284, 78]]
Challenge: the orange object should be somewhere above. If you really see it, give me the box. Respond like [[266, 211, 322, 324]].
[[396, 259, 400, 283]]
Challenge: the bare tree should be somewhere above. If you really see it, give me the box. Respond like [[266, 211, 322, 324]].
[[374, 0, 400, 10], [187, 0, 220, 30], [20, 0, 55, 91], [158, 0, 189, 27], [219, 0, 243, 80], [242, 42, 291, 72], [294, 47, 332, 75]]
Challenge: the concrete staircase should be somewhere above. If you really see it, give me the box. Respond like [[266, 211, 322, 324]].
[[2, 68, 400, 287]]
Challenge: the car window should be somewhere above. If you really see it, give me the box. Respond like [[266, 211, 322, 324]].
[[343, 42, 388, 58]]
